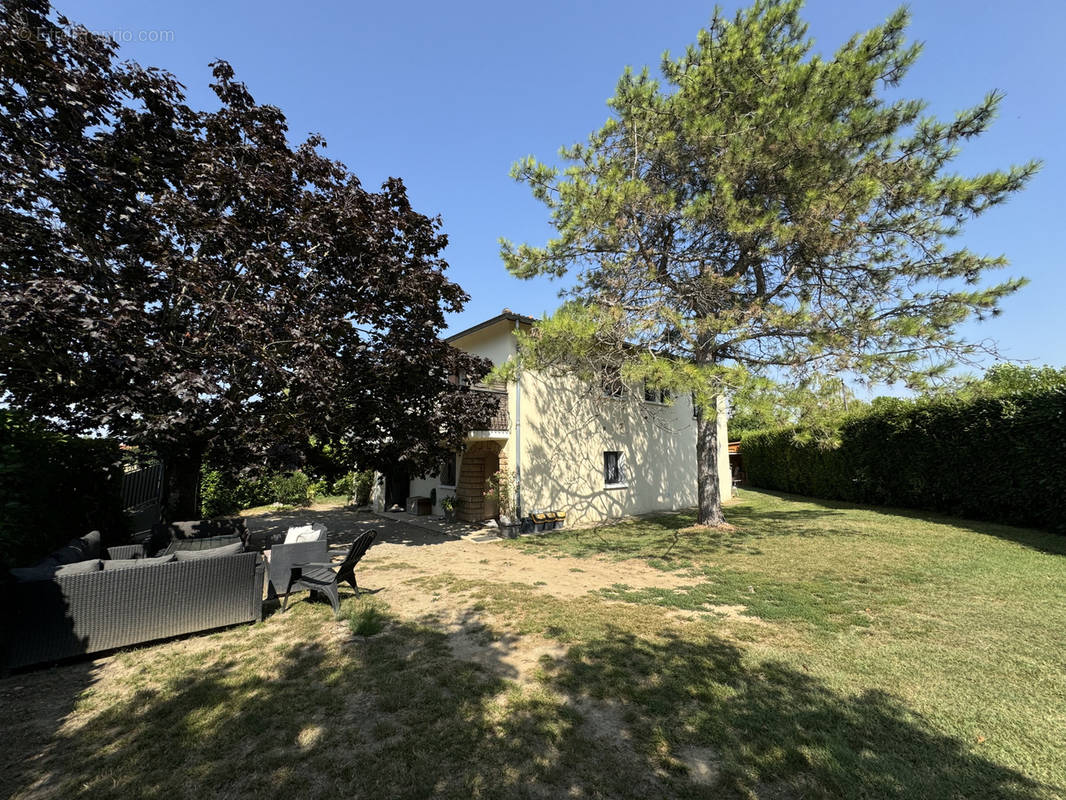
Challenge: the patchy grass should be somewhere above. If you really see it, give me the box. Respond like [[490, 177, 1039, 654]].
[[497, 489, 1066, 794], [599, 566, 872, 631], [2, 489, 1063, 799], [346, 597, 388, 637], [369, 560, 417, 571]]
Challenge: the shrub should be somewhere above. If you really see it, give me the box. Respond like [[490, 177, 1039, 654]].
[[201, 465, 366, 516], [200, 468, 274, 517], [199, 468, 234, 517], [484, 467, 515, 518], [271, 470, 312, 507], [329, 472, 353, 497], [307, 477, 330, 502], [742, 388, 1066, 531], [0, 411, 126, 569], [352, 470, 374, 506]]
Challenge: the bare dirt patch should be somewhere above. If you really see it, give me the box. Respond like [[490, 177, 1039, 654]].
[[675, 745, 721, 785], [446, 620, 566, 685], [242, 511, 712, 693], [353, 524, 707, 684], [363, 533, 703, 603]]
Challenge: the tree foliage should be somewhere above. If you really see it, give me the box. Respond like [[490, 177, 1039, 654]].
[[929, 363, 1066, 401], [727, 374, 865, 443], [0, 0, 495, 518], [500, 0, 1038, 523]]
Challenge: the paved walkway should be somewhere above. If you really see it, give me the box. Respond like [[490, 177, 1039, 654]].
[[370, 509, 508, 542], [242, 502, 513, 550], [242, 505, 448, 553]]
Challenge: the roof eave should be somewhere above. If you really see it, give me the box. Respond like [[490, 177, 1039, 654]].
[[445, 312, 537, 343]]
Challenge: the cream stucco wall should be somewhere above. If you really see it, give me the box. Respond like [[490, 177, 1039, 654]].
[[396, 316, 730, 525], [450, 322, 518, 374], [515, 368, 729, 526]]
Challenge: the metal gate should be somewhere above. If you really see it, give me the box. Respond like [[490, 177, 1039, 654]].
[[122, 462, 164, 531]]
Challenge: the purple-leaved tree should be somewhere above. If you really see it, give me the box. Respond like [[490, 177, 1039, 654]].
[[1, 0, 496, 518]]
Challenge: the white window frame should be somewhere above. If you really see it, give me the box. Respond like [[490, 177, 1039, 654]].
[[603, 450, 627, 489]]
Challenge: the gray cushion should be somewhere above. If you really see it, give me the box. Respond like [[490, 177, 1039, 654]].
[[57, 558, 103, 576], [155, 519, 246, 540], [173, 541, 244, 561], [11, 558, 103, 582], [51, 530, 102, 564], [103, 553, 176, 571], [148, 519, 248, 556], [164, 534, 242, 555]]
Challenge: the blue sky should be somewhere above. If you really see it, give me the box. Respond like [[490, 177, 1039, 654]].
[[65, 0, 1065, 382]]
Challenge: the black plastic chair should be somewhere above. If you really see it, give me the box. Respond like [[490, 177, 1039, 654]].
[[282, 530, 378, 614]]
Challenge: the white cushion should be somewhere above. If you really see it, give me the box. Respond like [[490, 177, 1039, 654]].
[[284, 524, 325, 544]]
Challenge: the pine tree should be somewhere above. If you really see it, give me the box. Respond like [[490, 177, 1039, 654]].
[[500, 0, 1038, 525]]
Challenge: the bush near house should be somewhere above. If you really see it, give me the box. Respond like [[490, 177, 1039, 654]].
[[271, 471, 313, 507], [350, 470, 374, 506], [199, 467, 375, 516], [199, 468, 275, 517], [743, 388, 1066, 531], [199, 468, 313, 515], [0, 410, 126, 569]]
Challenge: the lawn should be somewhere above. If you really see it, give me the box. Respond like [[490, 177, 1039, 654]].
[[2, 489, 1063, 799]]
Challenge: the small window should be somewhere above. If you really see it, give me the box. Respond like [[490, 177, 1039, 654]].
[[644, 381, 671, 404], [603, 451, 626, 487], [439, 454, 457, 487]]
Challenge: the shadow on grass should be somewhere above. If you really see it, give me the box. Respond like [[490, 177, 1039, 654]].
[[0, 660, 97, 792], [515, 488, 1065, 565], [746, 488, 1066, 557], [245, 508, 463, 555], [549, 626, 1052, 799], [2, 609, 1054, 799], [514, 502, 855, 564]]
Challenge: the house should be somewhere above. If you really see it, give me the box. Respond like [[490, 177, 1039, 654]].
[[375, 311, 731, 527]]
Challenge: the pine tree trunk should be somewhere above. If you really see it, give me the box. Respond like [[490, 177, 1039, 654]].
[[162, 445, 204, 522], [696, 403, 726, 527]]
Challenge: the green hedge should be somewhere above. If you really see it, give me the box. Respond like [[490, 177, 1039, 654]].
[[199, 468, 275, 518], [0, 411, 126, 569], [742, 389, 1066, 531]]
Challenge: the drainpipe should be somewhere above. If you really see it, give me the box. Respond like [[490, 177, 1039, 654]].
[[513, 319, 522, 521]]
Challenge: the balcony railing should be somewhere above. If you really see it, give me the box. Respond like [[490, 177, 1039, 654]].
[[472, 387, 509, 432]]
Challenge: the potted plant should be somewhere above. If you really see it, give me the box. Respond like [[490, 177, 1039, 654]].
[[484, 468, 518, 538], [440, 494, 457, 522]]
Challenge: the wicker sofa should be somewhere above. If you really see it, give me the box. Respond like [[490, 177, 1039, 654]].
[[2, 524, 264, 670], [137, 517, 250, 556]]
